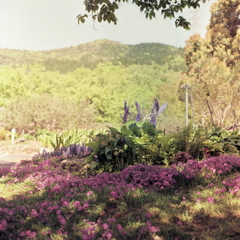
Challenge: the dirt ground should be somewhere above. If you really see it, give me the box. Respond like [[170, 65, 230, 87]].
[[0, 140, 42, 155], [0, 140, 42, 169]]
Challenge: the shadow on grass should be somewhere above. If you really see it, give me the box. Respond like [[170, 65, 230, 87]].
[[1, 168, 240, 239]]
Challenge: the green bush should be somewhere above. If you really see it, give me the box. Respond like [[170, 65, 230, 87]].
[[0, 127, 10, 141], [203, 127, 240, 157], [85, 124, 240, 171], [141, 133, 177, 166], [37, 129, 97, 149], [86, 124, 151, 173], [171, 125, 207, 160], [2, 94, 96, 136], [20, 134, 35, 141]]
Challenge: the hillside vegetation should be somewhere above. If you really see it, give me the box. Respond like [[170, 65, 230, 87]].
[[0, 40, 186, 135], [0, 39, 186, 73]]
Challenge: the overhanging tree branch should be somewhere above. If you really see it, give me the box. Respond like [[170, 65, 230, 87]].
[[78, 0, 209, 30]]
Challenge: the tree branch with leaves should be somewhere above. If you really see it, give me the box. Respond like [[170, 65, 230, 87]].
[[78, 0, 209, 30]]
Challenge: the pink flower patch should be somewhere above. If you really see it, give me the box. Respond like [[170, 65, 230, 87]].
[[207, 197, 215, 203], [101, 223, 109, 230], [73, 201, 81, 208]]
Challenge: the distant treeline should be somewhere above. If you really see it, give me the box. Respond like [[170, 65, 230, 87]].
[[0, 39, 187, 73], [0, 40, 186, 133]]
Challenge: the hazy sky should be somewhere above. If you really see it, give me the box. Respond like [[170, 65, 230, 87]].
[[0, 0, 216, 51]]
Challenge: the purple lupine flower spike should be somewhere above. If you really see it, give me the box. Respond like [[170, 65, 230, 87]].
[[150, 111, 157, 126], [32, 144, 93, 161], [123, 100, 130, 123], [158, 103, 168, 116], [154, 99, 159, 112], [135, 101, 141, 122]]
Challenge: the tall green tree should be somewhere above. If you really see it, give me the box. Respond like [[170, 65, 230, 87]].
[[79, 0, 209, 29]]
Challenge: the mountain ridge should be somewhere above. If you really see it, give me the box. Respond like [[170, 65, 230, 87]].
[[0, 39, 186, 73]]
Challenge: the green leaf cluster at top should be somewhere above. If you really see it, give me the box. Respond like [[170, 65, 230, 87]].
[[79, 0, 208, 30]]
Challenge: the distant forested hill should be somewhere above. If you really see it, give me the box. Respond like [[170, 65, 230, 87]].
[[0, 39, 186, 131], [0, 39, 187, 73]]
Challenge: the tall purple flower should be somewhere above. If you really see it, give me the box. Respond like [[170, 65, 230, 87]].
[[150, 109, 157, 126], [153, 99, 159, 112], [135, 101, 142, 122], [158, 103, 168, 116], [150, 100, 168, 127], [150, 99, 159, 126], [123, 100, 130, 123]]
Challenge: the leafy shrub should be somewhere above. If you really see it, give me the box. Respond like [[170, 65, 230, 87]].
[[142, 133, 177, 166], [2, 94, 96, 136], [0, 127, 10, 141], [37, 129, 86, 149], [171, 125, 207, 160], [126, 121, 162, 137], [19, 134, 35, 141], [37, 128, 103, 149], [203, 127, 240, 157], [86, 125, 150, 173]]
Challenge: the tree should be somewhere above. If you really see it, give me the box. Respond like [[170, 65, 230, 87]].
[[180, 0, 240, 128], [205, 0, 240, 66], [183, 34, 206, 68], [3, 94, 97, 136], [184, 0, 240, 69], [78, 0, 209, 30], [181, 57, 240, 128]]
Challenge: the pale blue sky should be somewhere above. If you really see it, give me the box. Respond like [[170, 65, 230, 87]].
[[0, 0, 216, 51]]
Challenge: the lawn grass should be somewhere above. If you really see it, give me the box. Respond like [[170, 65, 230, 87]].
[[0, 156, 240, 239]]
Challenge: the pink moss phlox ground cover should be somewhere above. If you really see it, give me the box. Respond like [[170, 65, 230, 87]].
[[222, 173, 240, 195], [1, 154, 240, 239], [0, 167, 11, 176], [0, 159, 177, 239], [173, 154, 240, 179], [119, 164, 179, 191]]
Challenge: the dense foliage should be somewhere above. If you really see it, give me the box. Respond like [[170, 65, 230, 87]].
[[2, 94, 96, 136], [33, 123, 239, 174], [0, 41, 186, 134], [180, 0, 240, 129]]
